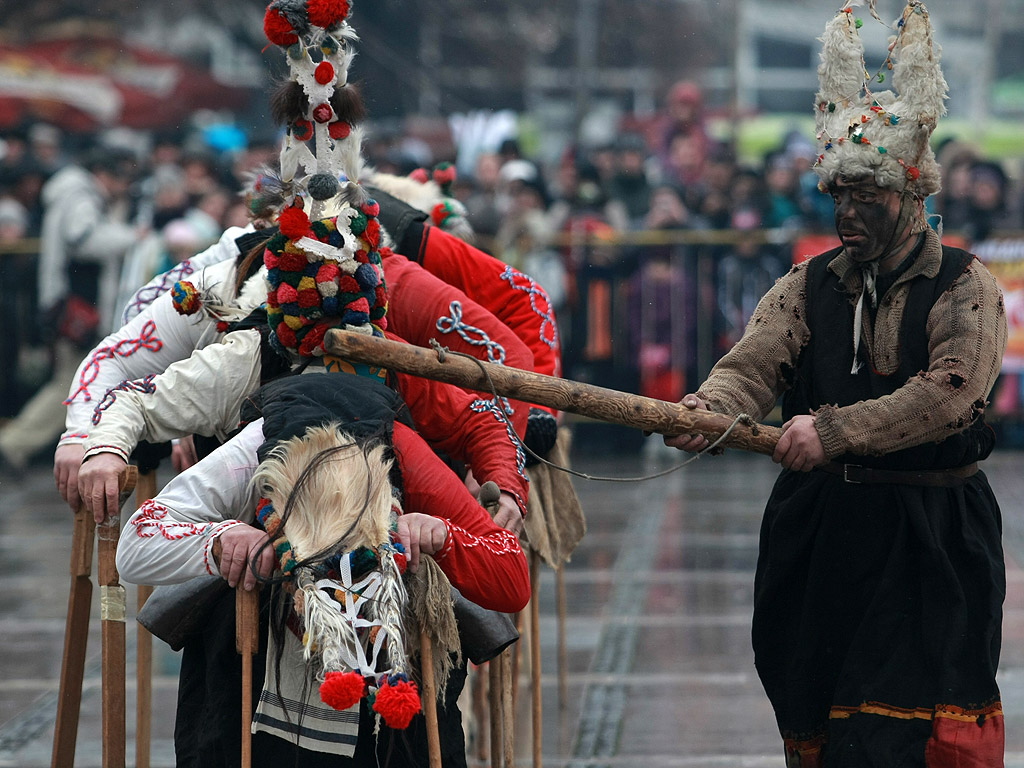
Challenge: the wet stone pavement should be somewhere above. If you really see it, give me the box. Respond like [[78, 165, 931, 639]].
[[1, 433, 1023, 767]]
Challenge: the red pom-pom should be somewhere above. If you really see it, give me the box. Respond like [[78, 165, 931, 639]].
[[329, 121, 351, 140], [277, 283, 299, 304], [299, 322, 330, 356], [409, 168, 429, 184], [433, 165, 456, 187], [276, 322, 298, 349], [374, 284, 388, 307], [361, 201, 380, 218], [372, 678, 421, 729], [263, 249, 280, 270], [298, 288, 321, 308], [363, 218, 380, 248], [906, 166, 920, 181], [315, 61, 335, 85], [307, 0, 350, 28], [293, 120, 313, 142], [338, 275, 360, 293], [264, 8, 298, 46], [316, 262, 341, 283], [431, 202, 451, 226], [279, 251, 307, 273], [347, 296, 371, 315], [313, 103, 333, 124], [279, 206, 310, 240], [320, 670, 365, 711]]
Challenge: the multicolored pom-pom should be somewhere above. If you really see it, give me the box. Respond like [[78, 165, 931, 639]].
[[171, 281, 201, 316]]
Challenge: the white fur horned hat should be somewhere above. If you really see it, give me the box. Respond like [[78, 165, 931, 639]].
[[813, 1, 947, 198]]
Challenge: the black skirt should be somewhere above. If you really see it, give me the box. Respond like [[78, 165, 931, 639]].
[[752, 469, 1005, 767]]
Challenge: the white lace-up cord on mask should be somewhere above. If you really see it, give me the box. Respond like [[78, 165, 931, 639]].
[[299, 553, 394, 680], [851, 262, 879, 374]]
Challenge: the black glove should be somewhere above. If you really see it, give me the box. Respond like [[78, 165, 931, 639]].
[[364, 185, 429, 260], [524, 407, 558, 466]]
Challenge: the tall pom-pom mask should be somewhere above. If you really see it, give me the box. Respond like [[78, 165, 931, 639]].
[[264, 0, 366, 219], [264, 200, 388, 357]]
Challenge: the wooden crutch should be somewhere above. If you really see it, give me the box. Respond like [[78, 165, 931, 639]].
[[479, 482, 505, 768], [478, 481, 515, 768], [98, 465, 138, 768], [51, 465, 137, 768], [419, 629, 443, 768], [529, 549, 543, 768], [134, 470, 158, 768], [236, 586, 260, 768]]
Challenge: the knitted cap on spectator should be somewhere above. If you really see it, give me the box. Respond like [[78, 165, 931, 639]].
[[264, 0, 367, 219], [264, 198, 387, 358], [813, 1, 947, 198]]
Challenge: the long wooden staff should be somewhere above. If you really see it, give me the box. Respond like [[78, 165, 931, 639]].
[[134, 470, 158, 768], [52, 465, 137, 768], [324, 330, 782, 451], [98, 465, 138, 768]]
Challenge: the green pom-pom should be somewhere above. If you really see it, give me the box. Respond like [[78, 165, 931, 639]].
[[828, 102, 836, 113], [349, 212, 367, 235], [878, 147, 887, 154], [855, 18, 863, 28], [877, 73, 885, 83]]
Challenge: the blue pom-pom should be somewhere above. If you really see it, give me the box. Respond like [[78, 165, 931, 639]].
[[354, 262, 379, 290], [341, 309, 369, 326], [323, 296, 339, 316]]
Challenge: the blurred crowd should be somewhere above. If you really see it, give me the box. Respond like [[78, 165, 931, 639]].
[[1, 79, 1022, 458]]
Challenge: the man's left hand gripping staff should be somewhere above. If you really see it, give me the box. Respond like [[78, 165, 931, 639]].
[[772, 415, 825, 471]]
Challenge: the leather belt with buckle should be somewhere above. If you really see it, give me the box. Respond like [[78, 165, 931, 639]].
[[817, 462, 978, 487]]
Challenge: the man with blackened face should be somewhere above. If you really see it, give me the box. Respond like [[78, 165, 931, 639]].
[[662, 3, 1009, 765]]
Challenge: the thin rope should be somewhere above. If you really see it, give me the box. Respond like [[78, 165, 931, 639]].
[[427, 339, 753, 484]]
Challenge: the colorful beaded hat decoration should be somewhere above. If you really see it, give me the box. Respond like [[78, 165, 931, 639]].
[[264, 0, 369, 218], [263, 201, 388, 358], [251, 424, 423, 729], [813, 1, 947, 198]]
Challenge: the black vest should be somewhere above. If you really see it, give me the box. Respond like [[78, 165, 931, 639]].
[[782, 245, 994, 470]]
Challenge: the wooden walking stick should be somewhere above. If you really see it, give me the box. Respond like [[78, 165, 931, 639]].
[[52, 465, 137, 768], [134, 470, 158, 768], [325, 330, 783, 452], [419, 629, 443, 768]]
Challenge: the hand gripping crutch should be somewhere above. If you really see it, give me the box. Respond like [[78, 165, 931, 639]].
[[52, 465, 138, 768]]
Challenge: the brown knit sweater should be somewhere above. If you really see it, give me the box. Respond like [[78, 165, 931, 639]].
[[698, 229, 1008, 459]]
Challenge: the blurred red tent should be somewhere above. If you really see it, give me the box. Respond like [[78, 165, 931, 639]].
[[0, 37, 252, 132]]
